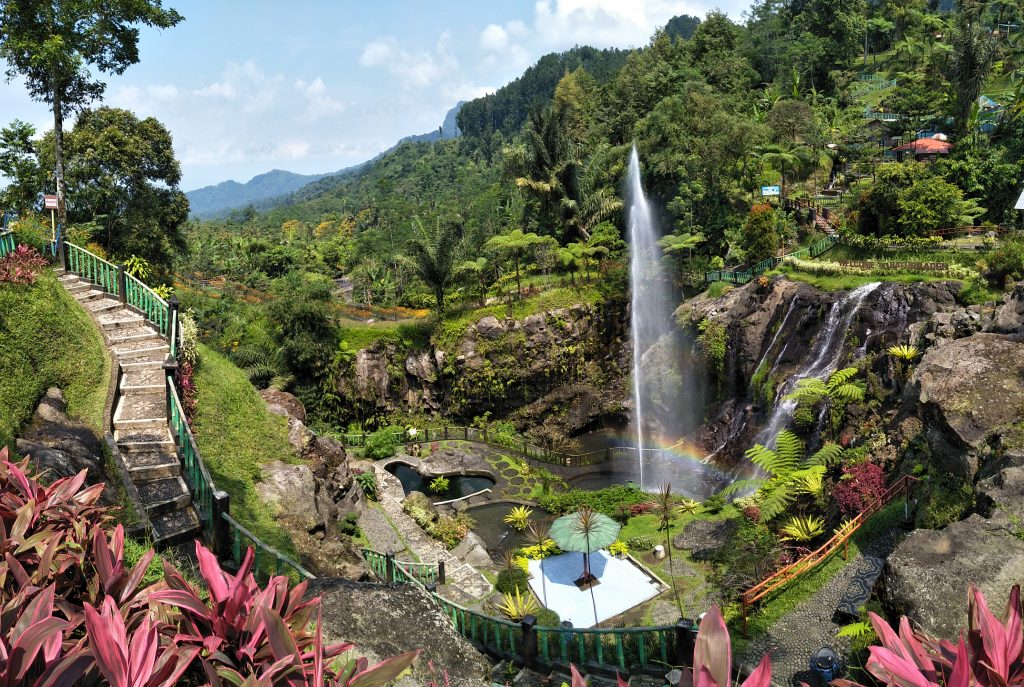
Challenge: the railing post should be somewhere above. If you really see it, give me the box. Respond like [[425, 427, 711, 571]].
[[117, 265, 127, 304], [163, 355, 178, 426], [212, 490, 231, 559], [438, 560, 446, 585], [521, 615, 538, 668], [167, 295, 180, 347], [674, 619, 696, 665], [385, 550, 395, 583]]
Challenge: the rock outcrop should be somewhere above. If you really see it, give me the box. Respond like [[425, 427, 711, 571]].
[[310, 578, 491, 687], [882, 513, 1024, 638], [15, 387, 107, 486]]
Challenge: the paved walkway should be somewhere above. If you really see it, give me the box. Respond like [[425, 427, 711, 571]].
[[737, 530, 900, 687], [57, 269, 199, 545], [360, 463, 493, 607]]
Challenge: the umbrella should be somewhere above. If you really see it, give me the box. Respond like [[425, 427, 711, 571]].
[[549, 508, 621, 588]]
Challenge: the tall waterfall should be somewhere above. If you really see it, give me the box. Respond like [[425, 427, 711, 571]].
[[754, 282, 881, 447], [626, 147, 675, 489]]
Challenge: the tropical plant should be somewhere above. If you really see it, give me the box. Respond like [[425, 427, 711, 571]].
[[779, 515, 826, 542], [835, 585, 1023, 687], [124, 254, 150, 280], [498, 588, 540, 622], [483, 229, 556, 298], [504, 505, 534, 531], [950, 12, 997, 137], [524, 520, 553, 606], [363, 427, 401, 460], [725, 431, 841, 520], [403, 216, 462, 314], [608, 541, 629, 556], [784, 367, 865, 439], [0, 244, 48, 285], [354, 470, 378, 500], [649, 483, 686, 617], [833, 462, 888, 515], [888, 344, 920, 381], [429, 476, 450, 495], [687, 604, 773, 687]]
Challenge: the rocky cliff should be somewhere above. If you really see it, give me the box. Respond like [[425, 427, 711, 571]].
[[335, 303, 630, 445]]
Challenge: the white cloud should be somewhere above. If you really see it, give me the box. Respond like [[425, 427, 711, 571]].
[[295, 77, 346, 121], [357, 32, 458, 89], [480, 24, 509, 51], [532, 0, 700, 49], [442, 82, 494, 102]]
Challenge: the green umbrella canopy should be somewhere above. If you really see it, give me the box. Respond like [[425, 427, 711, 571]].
[[549, 509, 621, 553]]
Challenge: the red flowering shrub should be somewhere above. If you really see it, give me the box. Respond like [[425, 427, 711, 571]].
[[832, 462, 887, 514], [629, 502, 654, 516], [176, 359, 198, 422], [0, 245, 48, 285]]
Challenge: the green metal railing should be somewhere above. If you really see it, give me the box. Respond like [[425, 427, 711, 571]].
[[536, 624, 678, 672], [705, 232, 841, 285], [125, 273, 169, 336], [66, 241, 119, 294], [223, 512, 315, 581], [0, 231, 14, 257], [863, 108, 902, 122], [167, 376, 216, 533], [435, 595, 521, 658]]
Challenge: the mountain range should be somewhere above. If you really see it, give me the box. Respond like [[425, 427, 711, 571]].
[[186, 102, 463, 219]]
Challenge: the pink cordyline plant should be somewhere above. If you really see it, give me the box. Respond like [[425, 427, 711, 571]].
[[835, 585, 1024, 687]]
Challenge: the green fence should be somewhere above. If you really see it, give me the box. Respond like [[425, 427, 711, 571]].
[[705, 233, 840, 285], [222, 512, 314, 581], [66, 241, 119, 295], [536, 624, 678, 673], [0, 230, 14, 257], [125, 272, 169, 336], [167, 376, 218, 534]]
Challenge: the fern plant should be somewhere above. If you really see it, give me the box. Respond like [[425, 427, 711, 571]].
[[725, 431, 843, 521], [231, 329, 291, 389], [779, 515, 826, 542], [784, 367, 865, 439]]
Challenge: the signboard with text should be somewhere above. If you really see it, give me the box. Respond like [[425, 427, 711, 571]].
[[43, 195, 58, 210], [761, 185, 781, 197]]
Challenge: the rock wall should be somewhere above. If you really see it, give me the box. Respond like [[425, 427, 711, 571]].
[[335, 303, 629, 443]]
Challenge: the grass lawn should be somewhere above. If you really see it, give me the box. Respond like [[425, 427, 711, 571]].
[[191, 344, 300, 558], [769, 266, 953, 291], [0, 270, 110, 442]]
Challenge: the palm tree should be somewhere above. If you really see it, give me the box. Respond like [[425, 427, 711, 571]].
[[724, 431, 844, 520], [559, 144, 624, 243], [524, 520, 552, 607], [759, 145, 807, 200], [403, 216, 462, 315], [950, 11, 997, 138], [784, 367, 865, 440], [455, 256, 492, 308], [650, 483, 687, 618], [483, 229, 556, 298]]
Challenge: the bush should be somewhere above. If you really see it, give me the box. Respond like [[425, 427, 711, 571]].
[[429, 511, 474, 549], [364, 426, 401, 459], [984, 236, 1024, 285], [339, 512, 361, 537], [917, 473, 974, 529], [536, 484, 648, 517], [534, 607, 561, 627], [626, 535, 655, 551], [0, 245, 47, 284], [429, 476, 450, 495], [496, 567, 530, 594], [354, 469, 378, 500], [832, 462, 887, 515]]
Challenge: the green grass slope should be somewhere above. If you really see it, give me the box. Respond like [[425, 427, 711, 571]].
[[191, 343, 299, 557], [0, 270, 110, 442]]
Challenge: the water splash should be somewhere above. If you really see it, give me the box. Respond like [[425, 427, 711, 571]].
[[626, 146, 675, 490]]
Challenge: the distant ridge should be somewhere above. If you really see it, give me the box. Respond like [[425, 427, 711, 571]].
[[186, 102, 463, 219]]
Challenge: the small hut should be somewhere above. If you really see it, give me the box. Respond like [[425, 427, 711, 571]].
[[891, 137, 954, 163]]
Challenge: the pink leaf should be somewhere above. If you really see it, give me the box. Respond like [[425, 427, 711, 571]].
[[739, 654, 772, 687], [947, 638, 973, 687], [570, 664, 587, 687], [348, 650, 420, 687], [84, 597, 129, 687], [126, 617, 159, 687], [195, 540, 230, 604], [694, 605, 731, 687]]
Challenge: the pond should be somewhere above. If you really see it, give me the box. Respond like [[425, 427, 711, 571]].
[[385, 462, 495, 502], [467, 502, 553, 555]]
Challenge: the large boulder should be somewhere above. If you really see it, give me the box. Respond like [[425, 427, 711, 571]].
[[882, 513, 1024, 638], [673, 518, 737, 560], [257, 461, 333, 533], [309, 578, 492, 687], [908, 333, 1024, 478], [259, 389, 306, 424], [15, 388, 106, 485], [989, 282, 1024, 335]]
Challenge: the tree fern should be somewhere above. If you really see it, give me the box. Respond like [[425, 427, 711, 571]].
[[808, 442, 845, 467]]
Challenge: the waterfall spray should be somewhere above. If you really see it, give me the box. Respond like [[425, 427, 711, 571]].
[[626, 146, 674, 490]]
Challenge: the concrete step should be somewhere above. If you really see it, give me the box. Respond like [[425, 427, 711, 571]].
[[121, 365, 165, 391], [121, 447, 181, 481], [65, 282, 96, 295], [118, 436, 174, 453], [116, 425, 174, 445], [73, 289, 107, 303], [83, 298, 121, 314], [111, 341, 168, 362], [136, 476, 192, 515], [97, 311, 145, 330], [150, 506, 201, 548], [113, 392, 165, 429], [107, 325, 160, 345]]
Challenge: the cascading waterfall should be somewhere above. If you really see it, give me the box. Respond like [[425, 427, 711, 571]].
[[626, 146, 675, 489], [753, 282, 881, 447]]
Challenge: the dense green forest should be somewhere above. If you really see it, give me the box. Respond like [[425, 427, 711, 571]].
[[6, 0, 1024, 434]]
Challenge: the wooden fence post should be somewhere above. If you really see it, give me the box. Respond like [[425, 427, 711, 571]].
[[438, 560, 446, 585], [385, 551, 395, 583], [521, 615, 538, 668], [167, 296, 180, 347]]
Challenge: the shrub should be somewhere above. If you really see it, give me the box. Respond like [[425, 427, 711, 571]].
[[364, 426, 401, 459], [917, 472, 974, 529], [354, 469, 378, 500], [536, 484, 648, 516], [626, 535, 655, 551], [496, 567, 530, 594], [503, 505, 533, 530], [778, 515, 826, 542], [984, 236, 1024, 285], [519, 539, 560, 559], [429, 476, 450, 495], [0, 244, 48, 285], [534, 607, 561, 627], [609, 540, 629, 556], [339, 512, 361, 537], [498, 588, 539, 621], [832, 462, 887, 515], [429, 511, 473, 549]]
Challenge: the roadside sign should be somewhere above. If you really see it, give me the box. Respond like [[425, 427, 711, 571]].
[[43, 195, 58, 210], [761, 185, 781, 197]]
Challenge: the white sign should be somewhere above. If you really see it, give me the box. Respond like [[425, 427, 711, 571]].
[[43, 195, 58, 210], [761, 185, 781, 197]]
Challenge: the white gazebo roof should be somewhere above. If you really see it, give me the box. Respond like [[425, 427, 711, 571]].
[[1016, 188, 1024, 211]]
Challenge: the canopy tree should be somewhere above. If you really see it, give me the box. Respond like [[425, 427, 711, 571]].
[[403, 216, 462, 314], [0, 0, 183, 224], [0, 119, 43, 213], [37, 107, 189, 277], [483, 229, 555, 298]]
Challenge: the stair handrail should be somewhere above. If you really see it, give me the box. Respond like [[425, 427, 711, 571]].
[[221, 511, 314, 581], [0, 230, 15, 258], [65, 241, 120, 296], [124, 271, 169, 336]]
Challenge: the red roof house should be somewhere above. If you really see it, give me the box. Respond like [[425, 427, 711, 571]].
[[891, 137, 954, 162]]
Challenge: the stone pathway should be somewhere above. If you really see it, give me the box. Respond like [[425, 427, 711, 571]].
[[737, 531, 900, 687], [361, 462, 493, 606], [57, 269, 200, 545]]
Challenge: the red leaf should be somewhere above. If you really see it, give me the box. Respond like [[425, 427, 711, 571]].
[[739, 654, 772, 687], [694, 604, 731, 687]]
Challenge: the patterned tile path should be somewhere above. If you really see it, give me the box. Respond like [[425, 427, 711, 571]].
[[737, 529, 900, 687]]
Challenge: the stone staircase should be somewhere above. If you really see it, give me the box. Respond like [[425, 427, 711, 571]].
[[57, 269, 200, 545]]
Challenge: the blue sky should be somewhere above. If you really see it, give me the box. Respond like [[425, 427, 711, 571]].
[[0, 0, 746, 191]]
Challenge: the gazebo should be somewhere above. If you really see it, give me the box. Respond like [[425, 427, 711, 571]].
[[892, 137, 954, 163]]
